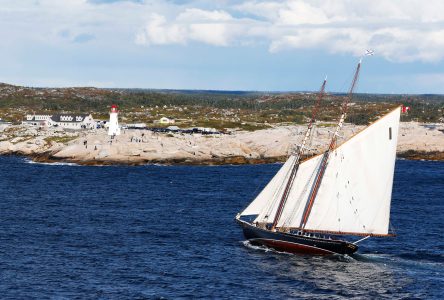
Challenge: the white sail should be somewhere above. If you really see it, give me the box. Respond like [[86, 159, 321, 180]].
[[240, 152, 324, 225], [276, 154, 323, 228], [282, 107, 400, 235], [240, 156, 296, 217]]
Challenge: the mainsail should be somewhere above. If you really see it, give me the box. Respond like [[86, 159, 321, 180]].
[[280, 107, 400, 235], [241, 107, 400, 236]]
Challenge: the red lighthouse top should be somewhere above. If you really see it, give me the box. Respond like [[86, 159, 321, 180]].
[[110, 104, 118, 113]]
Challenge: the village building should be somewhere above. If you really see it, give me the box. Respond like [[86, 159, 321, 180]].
[[22, 113, 95, 130], [49, 114, 95, 130], [22, 114, 52, 126], [158, 117, 175, 124], [167, 125, 180, 131], [125, 123, 147, 129]]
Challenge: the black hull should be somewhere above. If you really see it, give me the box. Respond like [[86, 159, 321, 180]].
[[237, 220, 358, 255]]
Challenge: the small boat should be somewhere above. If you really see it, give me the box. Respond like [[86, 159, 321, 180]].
[[236, 58, 400, 255]]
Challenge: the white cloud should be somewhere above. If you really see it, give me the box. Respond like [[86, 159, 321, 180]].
[[189, 23, 230, 46], [136, 13, 187, 45], [136, 8, 242, 46], [2, 0, 444, 63], [277, 1, 329, 25], [133, 0, 444, 63], [177, 8, 232, 22]]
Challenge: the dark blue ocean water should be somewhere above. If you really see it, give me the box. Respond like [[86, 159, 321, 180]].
[[0, 156, 442, 299]]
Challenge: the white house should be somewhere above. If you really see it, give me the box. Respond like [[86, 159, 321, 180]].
[[49, 114, 95, 130], [22, 114, 52, 126], [23, 113, 95, 129], [159, 117, 175, 124]]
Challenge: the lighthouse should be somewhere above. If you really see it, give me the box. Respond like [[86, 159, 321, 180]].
[[108, 104, 121, 136]]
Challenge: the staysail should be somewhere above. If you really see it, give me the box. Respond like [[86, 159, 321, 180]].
[[240, 156, 296, 217], [239, 154, 323, 223], [270, 78, 327, 229], [241, 78, 327, 223]]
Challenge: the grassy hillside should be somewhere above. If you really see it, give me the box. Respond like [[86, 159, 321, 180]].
[[0, 83, 443, 130]]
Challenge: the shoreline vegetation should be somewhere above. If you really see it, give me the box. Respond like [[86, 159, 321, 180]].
[[0, 82, 443, 165]]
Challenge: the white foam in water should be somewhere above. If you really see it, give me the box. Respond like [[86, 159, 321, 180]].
[[24, 159, 80, 166], [23, 158, 118, 167], [242, 240, 291, 255]]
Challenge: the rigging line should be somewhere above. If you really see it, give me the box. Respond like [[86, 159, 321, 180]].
[[287, 161, 320, 226], [300, 58, 363, 230], [353, 235, 370, 245], [261, 157, 297, 220], [282, 156, 322, 228], [270, 77, 327, 231]]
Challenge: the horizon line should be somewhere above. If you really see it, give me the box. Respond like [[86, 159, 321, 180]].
[[1, 81, 443, 97]]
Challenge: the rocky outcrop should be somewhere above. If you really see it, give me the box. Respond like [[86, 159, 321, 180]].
[[0, 122, 443, 165]]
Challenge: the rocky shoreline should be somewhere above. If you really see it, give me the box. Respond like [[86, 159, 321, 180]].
[[1, 122, 443, 166], [396, 150, 444, 161], [14, 151, 444, 166], [20, 152, 288, 166]]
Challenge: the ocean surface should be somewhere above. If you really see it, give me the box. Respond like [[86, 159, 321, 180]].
[[0, 156, 442, 299]]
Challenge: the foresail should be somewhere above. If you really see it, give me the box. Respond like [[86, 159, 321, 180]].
[[303, 107, 401, 235], [276, 154, 323, 228], [240, 156, 296, 217]]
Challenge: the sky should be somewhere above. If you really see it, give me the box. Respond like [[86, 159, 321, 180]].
[[1, 0, 444, 94]]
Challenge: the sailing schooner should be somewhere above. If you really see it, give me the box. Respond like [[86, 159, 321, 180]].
[[236, 59, 401, 255]]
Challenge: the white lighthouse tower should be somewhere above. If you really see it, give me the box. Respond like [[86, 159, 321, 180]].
[[108, 104, 121, 137]]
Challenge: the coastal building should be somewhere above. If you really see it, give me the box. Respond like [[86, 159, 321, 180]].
[[200, 127, 218, 134], [22, 114, 52, 126], [125, 123, 147, 129], [108, 105, 121, 136], [22, 113, 95, 130], [49, 114, 95, 130], [167, 125, 180, 131], [159, 117, 175, 124]]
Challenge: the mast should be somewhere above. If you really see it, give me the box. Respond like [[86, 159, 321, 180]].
[[270, 77, 327, 231], [300, 59, 362, 229]]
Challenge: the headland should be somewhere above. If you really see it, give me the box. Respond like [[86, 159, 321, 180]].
[[1, 82, 443, 165], [1, 122, 442, 165]]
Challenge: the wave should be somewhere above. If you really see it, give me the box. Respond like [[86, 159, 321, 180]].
[[354, 251, 444, 273], [241, 240, 291, 255], [23, 158, 118, 167], [24, 159, 80, 166], [397, 251, 444, 264]]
